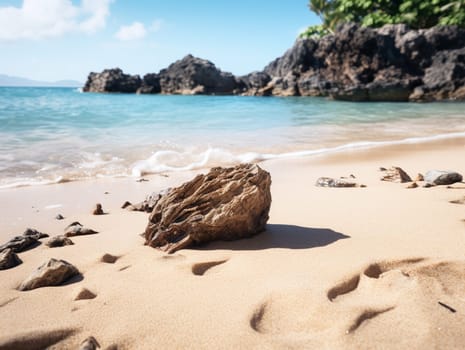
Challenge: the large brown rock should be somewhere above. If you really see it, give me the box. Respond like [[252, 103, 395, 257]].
[[144, 163, 271, 253], [19, 258, 79, 291]]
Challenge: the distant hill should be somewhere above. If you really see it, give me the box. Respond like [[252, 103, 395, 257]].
[[0, 74, 82, 87]]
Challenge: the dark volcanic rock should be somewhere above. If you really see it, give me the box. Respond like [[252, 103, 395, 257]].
[[138, 73, 161, 94], [263, 23, 465, 101], [83, 68, 141, 93], [237, 71, 272, 95], [0, 248, 22, 270], [19, 258, 80, 291], [159, 54, 238, 95], [144, 163, 271, 253], [83, 24, 465, 101]]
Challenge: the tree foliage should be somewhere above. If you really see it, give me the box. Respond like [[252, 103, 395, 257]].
[[303, 0, 465, 35]]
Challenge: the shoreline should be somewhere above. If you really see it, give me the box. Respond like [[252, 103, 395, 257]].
[[2, 131, 465, 191], [1, 136, 465, 348]]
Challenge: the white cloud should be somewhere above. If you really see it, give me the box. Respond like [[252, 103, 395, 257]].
[[0, 0, 112, 41], [115, 22, 147, 41]]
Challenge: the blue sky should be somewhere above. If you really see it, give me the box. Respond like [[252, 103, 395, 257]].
[[0, 1, 320, 82]]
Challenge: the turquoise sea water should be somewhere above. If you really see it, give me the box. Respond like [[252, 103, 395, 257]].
[[1, 86, 465, 188]]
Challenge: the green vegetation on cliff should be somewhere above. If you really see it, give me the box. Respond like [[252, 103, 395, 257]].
[[300, 0, 465, 38]]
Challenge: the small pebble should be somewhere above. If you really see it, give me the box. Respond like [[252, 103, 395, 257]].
[[55, 214, 64, 220], [93, 203, 104, 215]]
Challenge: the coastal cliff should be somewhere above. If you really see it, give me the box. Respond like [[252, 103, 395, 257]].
[[83, 23, 465, 101]]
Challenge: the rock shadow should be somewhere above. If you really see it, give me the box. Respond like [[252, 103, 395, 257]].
[[61, 274, 84, 286], [201, 224, 350, 251]]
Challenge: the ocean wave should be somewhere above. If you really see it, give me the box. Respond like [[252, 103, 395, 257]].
[[0, 176, 71, 190], [2, 130, 465, 189], [130, 130, 465, 177]]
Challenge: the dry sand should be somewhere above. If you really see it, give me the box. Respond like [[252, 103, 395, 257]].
[[1, 138, 465, 349]]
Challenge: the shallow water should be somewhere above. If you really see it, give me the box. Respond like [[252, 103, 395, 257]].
[[1, 86, 464, 188]]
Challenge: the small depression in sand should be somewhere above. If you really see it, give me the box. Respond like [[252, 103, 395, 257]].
[[191, 259, 229, 276], [250, 258, 465, 347]]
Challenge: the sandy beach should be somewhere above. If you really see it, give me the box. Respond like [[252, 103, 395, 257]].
[[1, 138, 465, 349]]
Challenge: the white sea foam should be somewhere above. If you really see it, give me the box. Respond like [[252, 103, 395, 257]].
[[130, 131, 465, 177], [0, 176, 70, 189]]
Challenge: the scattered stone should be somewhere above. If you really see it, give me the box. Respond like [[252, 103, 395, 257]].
[[19, 258, 80, 291], [379, 167, 387, 171], [55, 214, 65, 220], [93, 203, 104, 215], [0, 235, 39, 254], [423, 183, 433, 188], [424, 170, 463, 186], [104, 192, 109, 195], [0, 248, 22, 270], [22, 228, 49, 240], [415, 173, 424, 182], [79, 336, 100, 350], [125, 189, 171, 213], [64, 222, 98, 237], [316, 177, 358, 188], [144, 163, 271, 253], [100, 253, 119, 264], [121, 201, 132, 209], [407, 182, 418, 189], [74, 288, 97, 301], [136, 178, 149, 182], [46, 235, 74, 248], [380, 166, 412, 183]]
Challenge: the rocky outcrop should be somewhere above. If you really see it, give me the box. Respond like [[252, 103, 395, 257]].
[[144, 163, 271, 253], [83, 24, 465, 101], [260, 23, 465, 101], [83, 68, 141, 93], [19, 258, 80, 291], [158, 55, 238, 95]]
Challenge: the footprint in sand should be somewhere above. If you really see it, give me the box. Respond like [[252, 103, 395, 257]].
[[191, 259, 229, 276], [250, 258, 465, 346]]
